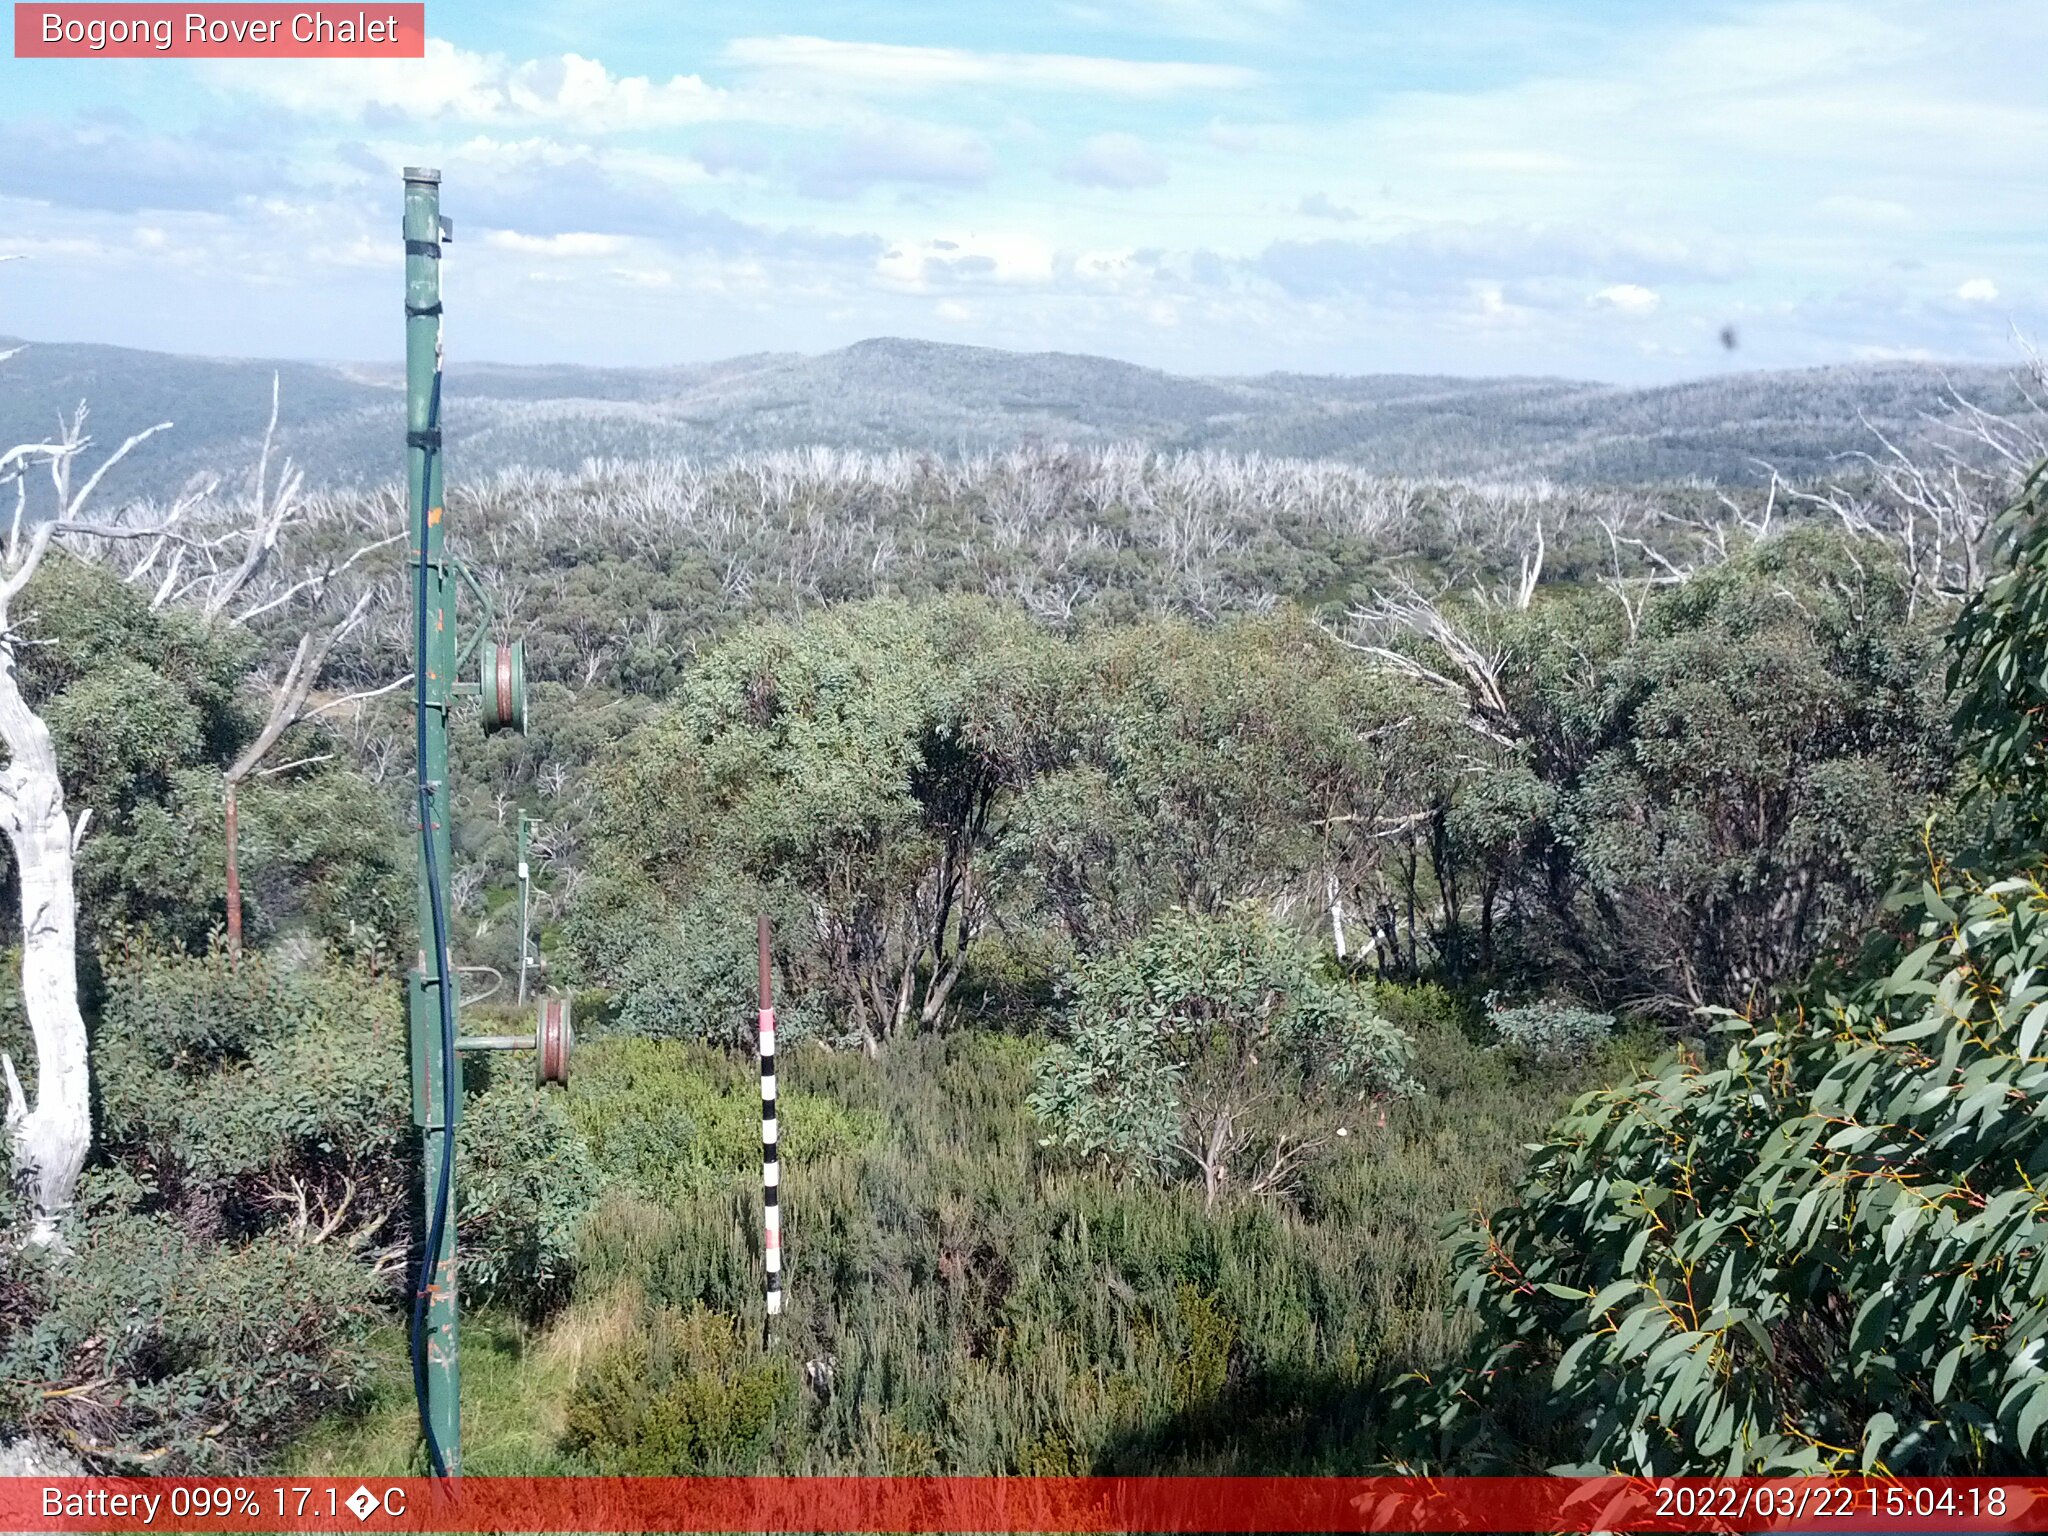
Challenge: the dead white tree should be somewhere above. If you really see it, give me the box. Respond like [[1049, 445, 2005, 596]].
[[1512, 516, 1545, 610], [1777, 385, 2046, 615], [1339, 580, 1519, 748], [0, 399, 175, 1246]]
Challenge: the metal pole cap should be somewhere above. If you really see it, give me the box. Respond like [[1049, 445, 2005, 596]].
[[403, 166, 443, 184]]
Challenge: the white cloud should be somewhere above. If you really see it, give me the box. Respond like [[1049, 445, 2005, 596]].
[[1297, 192, 1358, 222], [483, 230, 628, 257], [879, 233, 1056, 291], [797, 124, 997, 198], [1433, 149, 1574, 176], [1058, 133, 1168, 188], [1590, 283, 1660, 314], [1956, 277, 1999, 302], [721, 35, 1256, 97], [207, 40, 736, 130], [1062, 0, 1300, 44], [1815, 193, 1913, 227]]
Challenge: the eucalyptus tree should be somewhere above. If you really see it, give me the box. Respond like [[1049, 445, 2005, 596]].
[[1031, 905, 1417, 1208], [1398, 460, 2048, 1476], [1344, 528, 1953, 1010], [1007, 613, 1463, 955], [603, 596, 1061, 1050]]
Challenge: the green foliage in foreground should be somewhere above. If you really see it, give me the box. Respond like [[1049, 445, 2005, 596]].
[[1031, 908, 1417, 1205], [564, 1299, 793, 1474], [455, 1064, 603, 1314], [1408, 469, 2048, 1475], [1950, 464, 2048, 850], [93, 942, 408, 1219], [0, 945, 612, 1470], [1403, 862, 2048, 1473], [1, 1209, 380, 1471], [2, 946, 408, 1469]]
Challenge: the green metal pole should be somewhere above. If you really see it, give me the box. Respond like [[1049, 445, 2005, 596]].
[[403, 165, 461, 1476]]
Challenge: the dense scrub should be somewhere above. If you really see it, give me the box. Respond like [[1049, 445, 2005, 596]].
[[574, 531, 1954, 1047], [291, 984, 1626, 1476], [1396, 469, 2048, 1474], [1, 405, 2041, 1475], [0, 944, 406, 1466]]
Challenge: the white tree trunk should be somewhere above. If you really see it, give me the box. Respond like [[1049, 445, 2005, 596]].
[[0, 642, 89, 1248], [0, 386, 184, 1252]]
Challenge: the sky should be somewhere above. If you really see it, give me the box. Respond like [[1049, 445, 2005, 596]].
[[0, 0, 2043, 381]]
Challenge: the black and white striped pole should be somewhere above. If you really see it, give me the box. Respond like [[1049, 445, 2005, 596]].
[[758, 916, 782, 1341]]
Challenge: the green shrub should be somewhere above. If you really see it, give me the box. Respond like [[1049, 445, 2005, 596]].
[[0, 943, 413, 1470], [0, 1212, 379, 1470], [457, 1070, 604, 1312], [93, 940, 409, 1230], [1401, 860, 2048, 1475], [1168, 1285, 1237, 1409], [551, 1027, 1589, 1476], [234, 767, 408, 952], [568, 1038, 882, 1202], [1031, 907, 1417, 1204], [563, 1299, 792, 1473], [1484, 993, 1615, 1066]]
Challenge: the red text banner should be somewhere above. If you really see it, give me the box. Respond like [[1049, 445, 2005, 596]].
[[14, 4, 425, 57], [3, 1477, 2047, 1533]]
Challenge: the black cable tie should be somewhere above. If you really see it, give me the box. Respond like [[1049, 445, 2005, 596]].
[[407, 429, 442, 450], [405, 302, 443, 318], [404, 239, 442, 258]]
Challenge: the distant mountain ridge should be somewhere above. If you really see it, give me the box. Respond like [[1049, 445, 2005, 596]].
[[0, 334, 2028, 504]]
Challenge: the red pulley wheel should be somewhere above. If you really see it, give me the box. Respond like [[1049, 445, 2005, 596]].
[[480, 638, 527, 734], [495, 644, 514, 726], [536, 995, 573, 1087]]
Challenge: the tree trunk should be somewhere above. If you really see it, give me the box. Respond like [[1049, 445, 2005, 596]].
[[224, 778, 242, 958], [0, 659, 90, 1248]]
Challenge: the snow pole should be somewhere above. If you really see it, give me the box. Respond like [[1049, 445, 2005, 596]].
[[516, 813, 536, 1004], [759, 915, 782, 1341]]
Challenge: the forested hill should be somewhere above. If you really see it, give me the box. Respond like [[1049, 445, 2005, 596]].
[[0, 332, 2026, 502]]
